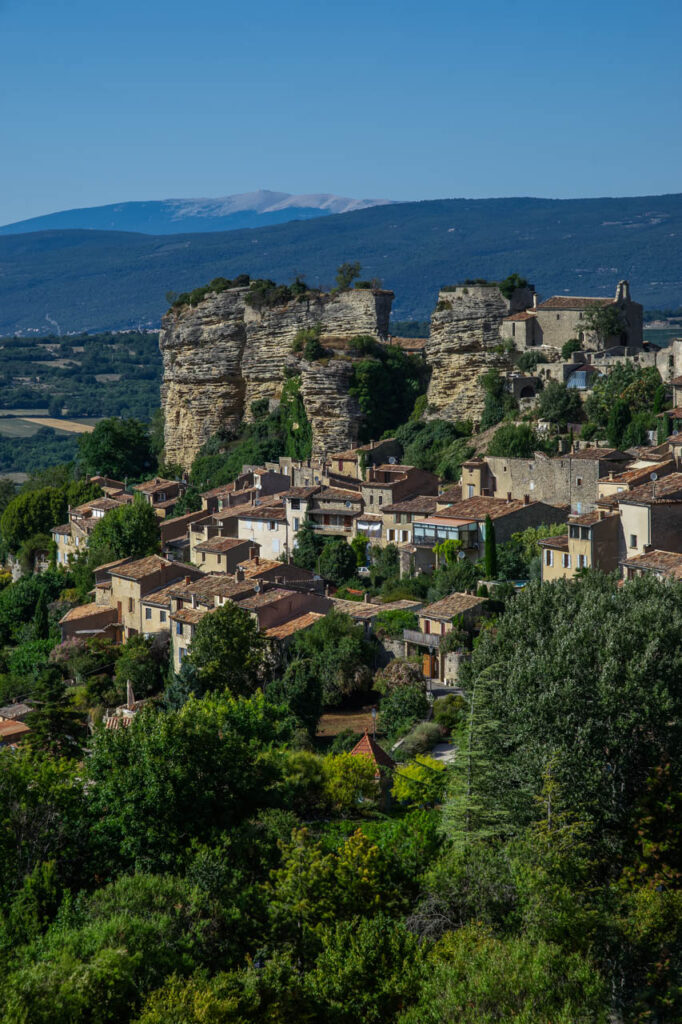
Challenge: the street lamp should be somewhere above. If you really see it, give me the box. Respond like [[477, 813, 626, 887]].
[[371, 706, 377, 740]]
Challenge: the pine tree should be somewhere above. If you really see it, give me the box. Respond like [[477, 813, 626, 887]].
[[483, 515, 498, 579], [32, 589, 49, 640], [291, 514, 323, 571], [27, 667, 84, 758]]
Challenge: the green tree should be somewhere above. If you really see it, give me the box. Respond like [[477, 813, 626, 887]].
[[77, 417, 156, 479], [26, 666, 85, 759], [1, 479, 99, 552], [32, 588, 49, 640], [321, 753, 378, 814], [486, 423, 537, 458], [370, 542, 400, 587], [268, 827, 336, 968], [606, 397, 631, 448], [185, 601, 266, 697], [335, 261, 362, 291], [378, 684, 428, 741], [536, 379, 582, 426], [658, 410, 672, 443], [307, 915, 427, 1024], [87, 693, 285, 872], [268, 658, 323, 737], [319, 539, 357, 586], [561, 338, 583, 360], [292, 515, 324, 571], [287, 609, 373, 705], [88, 497, 159, 564], [483, 515, 497, 578], [581, 302, 625, 346], [113, 634, 169, 701], [479, 369, 516, 431], [350, 533, 369, 566], [392, 755, 448, 806]]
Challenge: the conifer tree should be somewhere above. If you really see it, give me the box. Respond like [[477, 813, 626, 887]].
[[32, 589, 49, 640], [27, 667, 84, 758], [483, 515, 498, 579]]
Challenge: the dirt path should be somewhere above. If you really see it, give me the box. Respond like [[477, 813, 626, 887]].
[[21, 417, 95, 434]]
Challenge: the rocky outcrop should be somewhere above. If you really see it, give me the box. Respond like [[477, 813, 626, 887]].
[[300, 360, 361, 460], [425, 284, 533, 423], [160, 286, 393, 468]]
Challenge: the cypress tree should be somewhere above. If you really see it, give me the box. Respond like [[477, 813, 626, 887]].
[[32, 589, 49, 640], [483, 515, 497, 580]]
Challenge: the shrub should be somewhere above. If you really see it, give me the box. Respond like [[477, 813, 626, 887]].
[[374, 659, 425, 695], [433, 693, 467, 733], [396, 721, 443, 761], [561, 338, 583, 360], [373, 609, 418, 639], [378, 684, 429, 741]]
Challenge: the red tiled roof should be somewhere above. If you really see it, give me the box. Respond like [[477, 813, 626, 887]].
[[108, 555, 170, 580], [503, 311, 537, 321], [349, 731, 395, 769], [536, 296, 614, 310], [265, 612, 325, 639]]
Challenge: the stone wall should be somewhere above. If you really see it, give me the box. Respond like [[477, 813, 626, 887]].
[[160, 286, 393, 469], [425, 284, 533, 423]]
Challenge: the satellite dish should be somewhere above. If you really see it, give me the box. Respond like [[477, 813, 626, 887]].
[[345, 500, 352, 508], [458, 550, 467, 561], [651, 472, 658, 482], [674, 430, 679, 437], [388, 456, 397, 465]]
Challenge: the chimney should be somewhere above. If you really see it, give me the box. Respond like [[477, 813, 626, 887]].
[[532, 292, 538, 309], [506, 491, 512, 502], [191, 594, 197, 609], [363, 592, 370, 603], [643, 543, 653, 554], [523, 494, 529, 505], [249, 545, 258, 559], [254, 555, 259, 566], [616, 280, 630, 302], [236, 566, 245, 582], [598, 509, 606, 520], [184, 576, 190, 585]]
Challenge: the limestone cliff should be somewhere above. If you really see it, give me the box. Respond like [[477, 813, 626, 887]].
[[425, 284, 533, 423], [160, 284, 393, 468]]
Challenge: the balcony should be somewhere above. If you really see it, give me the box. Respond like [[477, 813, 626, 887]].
[[403, 628, 441, 648]]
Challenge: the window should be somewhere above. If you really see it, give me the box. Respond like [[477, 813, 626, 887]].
[[629, 534, 638, 549], [576, 477, 583, 487], [216, 554, 221, 565], [511, 323, 516, 337], [290, 499, 300, 510], [388, 529, 395, 541], [378, 495, 383, 505], [160, 611, 166, 623], [179, 647, 186, 663], [545, 550, 554, 567], [580, 527, 590, 540], [401, 530, 409, 543], [578, 554, 587, 568], [268, 521, 277, 531], [556, 313, 560, 320], [293, 517, 300, 531], [424, 620, 430, 634], [562, 553, 571, 568], [176, 622, 183, 635], [128, 597, 134, 613], [201, 552, 206, 562], [145, 607, 152, 620], [467, 484, 474, 498]]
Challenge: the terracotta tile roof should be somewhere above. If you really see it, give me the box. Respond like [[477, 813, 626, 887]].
[[566, 447, 629, 461], [357, 513, 384, 522], [538, 534, 570, 550], [329, 597, 420, 619], [265, 611, 325, 639], [238, 588, 298, 610], [200, 481, 237, 499], [60, 603, 117, 623], [236, 558, 284, 577], [93, 556, 134, 573], [0, 720, 30, 739], [52, 523, 71, 535], [171, 606, 208, 625], [105, 716, 133, 730], [670, 375, 682, 387], [384, 495, 439, 514], [436, 485, 464, 504], [536, 296, 614, 310], [421, 593, 487, 620], [317, 488, 362, 502], [170, 575, 254, 603], [133, 477, 177, 494], [350, 732, 395, 769], [108, 554, 171, 580], [657, 406, 682, 419], [621, 549, 682, 577], [193, 536, 250, 553], [503, 311, 537, 321], [603, 460, 675, 487], [617, 472, 682, 506], [237, 504, 287, 522], [282, 486, 321, 498], [431, 496, 531, 520], [72, 496, 125, 514], [90, 475, 125, 488], [569, 512, 608, 526], [141, 581, 187, 608]]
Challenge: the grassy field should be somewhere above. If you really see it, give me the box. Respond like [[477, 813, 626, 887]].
[[0, 416, 97, 438]]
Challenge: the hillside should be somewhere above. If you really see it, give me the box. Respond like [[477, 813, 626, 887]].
[[0, 190, 392, 236], [3, 193, 682, 333]]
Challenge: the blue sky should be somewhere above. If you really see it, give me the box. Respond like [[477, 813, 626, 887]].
[[1, 0, 681, 223]]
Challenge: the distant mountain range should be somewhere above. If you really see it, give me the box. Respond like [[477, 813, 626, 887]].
[[0, 190, 393, 236], [2, 193, 682, 334]]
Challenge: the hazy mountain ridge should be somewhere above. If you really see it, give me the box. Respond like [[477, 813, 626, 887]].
[[0, 190, 393, 237], [3, 193, 682, 334]]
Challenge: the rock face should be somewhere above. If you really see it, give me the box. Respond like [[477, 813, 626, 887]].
[[425, 284, 533, 423], [160, 286, 393, 468]]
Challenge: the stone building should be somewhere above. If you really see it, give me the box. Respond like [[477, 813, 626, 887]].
[[500, 281, 643, 351]]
